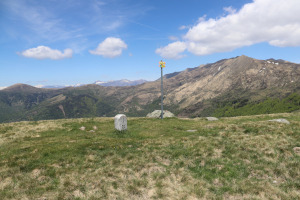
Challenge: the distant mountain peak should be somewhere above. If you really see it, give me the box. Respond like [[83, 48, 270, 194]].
[[3, 83, 41, 92], [233, 55, 253, 61], [239, 54, 250, 58]]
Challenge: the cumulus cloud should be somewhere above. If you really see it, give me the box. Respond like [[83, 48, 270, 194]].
[[0, 87, 7, 90], [20, 46, 73, 60], [155, 41, 186, 59], [89, 37, 127, 58], [156, 0, 300, 58]]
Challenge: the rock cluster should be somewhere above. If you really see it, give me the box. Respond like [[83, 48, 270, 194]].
[[146, 110, 175, 118]]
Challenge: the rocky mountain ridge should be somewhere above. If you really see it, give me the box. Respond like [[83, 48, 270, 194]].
[[164, 55, 299, 115]]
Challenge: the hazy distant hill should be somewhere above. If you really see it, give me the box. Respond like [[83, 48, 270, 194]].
[[32, 79, 148, 89], [0, 55, 299, 122], [94, 79, 148, 86]]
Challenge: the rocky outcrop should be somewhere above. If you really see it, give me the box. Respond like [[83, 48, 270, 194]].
[[146, 110, 175, 118]]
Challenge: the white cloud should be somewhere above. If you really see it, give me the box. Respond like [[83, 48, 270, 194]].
[[197, 15, 207, 23], [179, 25, 188, 30], [20, 46, 73, 60], [89, 37, 127, 58], [223, 6, 236, 14], [155, 41, 186, 59], [157, 0, 300, 58], [20, 46, 72, 60], [0, 87, 7, 90], [169, 36, 179, 41]]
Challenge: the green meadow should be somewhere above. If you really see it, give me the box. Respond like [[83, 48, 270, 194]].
[[0, 113, 299, 199]]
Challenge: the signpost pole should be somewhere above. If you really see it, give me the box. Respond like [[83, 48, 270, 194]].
[[159, 60, 165, 119], [160, 66, 164, 119]]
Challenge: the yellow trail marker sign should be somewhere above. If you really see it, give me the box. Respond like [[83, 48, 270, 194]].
[[159, 60, 166, 68], [159, 60, 165, 119]]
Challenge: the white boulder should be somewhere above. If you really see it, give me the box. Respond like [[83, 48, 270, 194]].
[[114, 114, 127, 131]]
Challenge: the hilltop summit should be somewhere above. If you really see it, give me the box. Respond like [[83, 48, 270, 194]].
[[3, 83, 42, 93]]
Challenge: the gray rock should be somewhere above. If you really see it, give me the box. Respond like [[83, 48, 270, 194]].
[[79, 126, 86, 131], [268, 118, 290, 124], [146, 110, 175, 118], [206, 117, 219, 121], [114, 114, 127, 131]]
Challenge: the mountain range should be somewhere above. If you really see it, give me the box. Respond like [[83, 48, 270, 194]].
[[29, 79, 148, 89], [0, 55, 299, 122], [93, 79, 148, 87]]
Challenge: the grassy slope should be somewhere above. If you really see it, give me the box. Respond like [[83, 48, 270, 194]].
[[212, 93, 300, 117], [0, 113, 299, 199]]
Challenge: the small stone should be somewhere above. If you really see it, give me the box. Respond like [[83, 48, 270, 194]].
[[79, 126, 86, 131], [187, 130, 197, 132], [206, 117, 219, 121], [268, 118, 290, 124], [114, 114, 127, 131], [93, 126, 98, 130], [89, 130, 95, 133]]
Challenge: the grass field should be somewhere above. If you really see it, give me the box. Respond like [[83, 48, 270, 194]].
[[0, 113, 299, 199]]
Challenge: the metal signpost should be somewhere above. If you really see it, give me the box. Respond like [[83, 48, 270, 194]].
[[159, 60, 166, 119]]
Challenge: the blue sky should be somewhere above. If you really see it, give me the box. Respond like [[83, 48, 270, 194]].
[[1, 0, 300, 88]]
